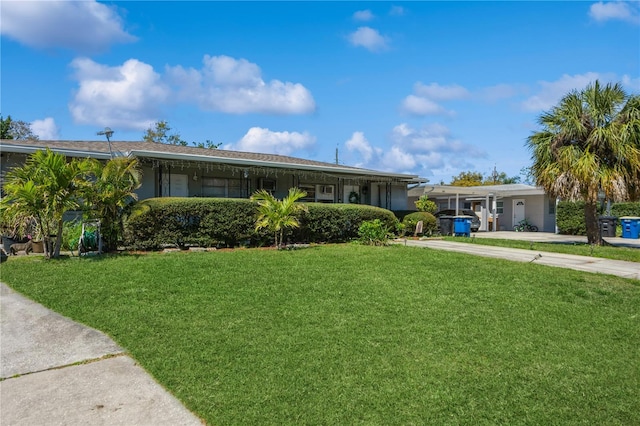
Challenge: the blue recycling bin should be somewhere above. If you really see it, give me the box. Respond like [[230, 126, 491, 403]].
[[453, 216, 472, 237], [620, 216, 640, 239]]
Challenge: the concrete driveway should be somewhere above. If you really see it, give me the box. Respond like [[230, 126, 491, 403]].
[[0, 283, 203, 426]]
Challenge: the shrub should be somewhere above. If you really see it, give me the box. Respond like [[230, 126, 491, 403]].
[[358, 219, 391, 246], [61, 220, 83, 254], [124, 198, 257, 250], [402, 212, 437, 236], [611, 202, 640, 218], [415, 195, 438, 214], [291, 203, 398, 244], [124, 198, 399, 250], [556, 201, 587, 235]]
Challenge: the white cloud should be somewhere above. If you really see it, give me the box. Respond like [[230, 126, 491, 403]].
[[30, 117, 59, 140], [589, 1, 640, 24], [401, 95, 448, 115], [521, 72, 610, 111], [225, 127, 316, 156], [166, 55, 316, 114], [0, 0, 136, 53], [345, 132, 376, 163], [401, 83, 468, 116], [69, 58, 169, 130], [347, 27, 389, 52], [353, 10, 374, 21], [345, 124, 486, 176], [413, 82, 470, 101], [389, 5, 406, 16]]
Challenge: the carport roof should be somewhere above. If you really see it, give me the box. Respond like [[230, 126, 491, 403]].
[[418, 184, 547, 198]]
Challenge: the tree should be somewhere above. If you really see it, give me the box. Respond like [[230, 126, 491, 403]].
[[143, 120, 187, 145], [251, 187, 308, 248], [527, 80, 640, 245], [1, 149, 93, 258], [0, 115, 39, 140], [83, 157, 142, 251], [450, 171, 483, 186]]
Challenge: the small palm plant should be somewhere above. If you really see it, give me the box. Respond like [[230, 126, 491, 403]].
[[251, 187, 308, 248]]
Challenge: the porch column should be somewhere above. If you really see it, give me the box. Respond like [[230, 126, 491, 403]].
[[455, 193, 459, 215], [483, 193, 490, 231]]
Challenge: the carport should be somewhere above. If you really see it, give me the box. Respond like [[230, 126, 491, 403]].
[[420, 184, 553, 232]]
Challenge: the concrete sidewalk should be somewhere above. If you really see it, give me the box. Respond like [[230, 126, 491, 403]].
[[396, 238, 639, 280], [0, 283, 203, 426]]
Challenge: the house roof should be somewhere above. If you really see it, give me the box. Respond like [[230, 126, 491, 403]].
[[412, 184, 547, 198], [0, 139, 424, 183]]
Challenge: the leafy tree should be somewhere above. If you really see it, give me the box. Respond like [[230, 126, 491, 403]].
[[450, 171, 483, 186], [84, 157, 142, 251], [414, 195, 437, 214], [527, 80, 640, 245], [143, 120, 187, 145], [0, 115, 38, 140], [1, 149, 92, 258], [251, 187, 308, 248]]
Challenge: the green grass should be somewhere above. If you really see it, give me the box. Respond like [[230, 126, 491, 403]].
[[1, 245, 639, 425], [443, 236, 640, 263]]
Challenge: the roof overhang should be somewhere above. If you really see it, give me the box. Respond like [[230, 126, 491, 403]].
[[422, 184, 547, 198]]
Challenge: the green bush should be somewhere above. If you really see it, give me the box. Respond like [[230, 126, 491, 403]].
[[611, 202, 640, 218], [556, 201, 587, 235], [415, 195, 438, 214], [124, 198, 258, 250], [402, 212, 437, 236], [557, 201, 640, 235], [61, 220, 83, 254], [291, 203, 398, 244], [124, 198, 399, 250], [358, 219, 391, 246]]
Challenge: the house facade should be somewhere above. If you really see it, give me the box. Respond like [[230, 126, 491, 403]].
[[409, 184, 557, 233], [0, 140, 423, 210]]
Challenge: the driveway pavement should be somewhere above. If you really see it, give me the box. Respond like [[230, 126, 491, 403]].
[[0, 283, 203, 426], [396, 231, 639, 280]]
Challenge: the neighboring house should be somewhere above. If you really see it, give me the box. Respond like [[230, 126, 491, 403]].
[[409, 184, 557, 233], [0, 139, 423, 210]]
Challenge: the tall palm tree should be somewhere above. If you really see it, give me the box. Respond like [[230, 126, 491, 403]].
[[527, 81, 640, 244], [2, 149, 93, 258], [251, 187, 308, 248], [84, 156, 142, 251]]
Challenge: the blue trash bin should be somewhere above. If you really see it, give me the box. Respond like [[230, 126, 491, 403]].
[[453, 216, 472, 237], [620, 216, 640, 239]]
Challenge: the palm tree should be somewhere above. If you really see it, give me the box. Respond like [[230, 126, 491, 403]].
[[2, 149, 93, 258], [527, 81, 640, 244], [251, 187, 308, 248], [83, 157, 142, 251]]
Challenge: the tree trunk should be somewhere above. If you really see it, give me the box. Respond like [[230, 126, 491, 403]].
[[584, 201, 601, 245], [53, 220, 64, 258]]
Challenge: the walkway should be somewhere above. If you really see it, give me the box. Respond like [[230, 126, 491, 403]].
[[396, 233, 639, 281], [0, 283, 203, 426]]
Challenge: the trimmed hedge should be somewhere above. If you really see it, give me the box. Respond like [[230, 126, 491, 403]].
[[124, 198, 398, 250], [557, 200, 640, 235]]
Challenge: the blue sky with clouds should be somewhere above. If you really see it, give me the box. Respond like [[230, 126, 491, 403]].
[[2, 1, 639, 184]]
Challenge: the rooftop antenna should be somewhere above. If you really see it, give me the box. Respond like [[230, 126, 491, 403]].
[[335, 145, 339, 165], [97, 127, 114, 159]]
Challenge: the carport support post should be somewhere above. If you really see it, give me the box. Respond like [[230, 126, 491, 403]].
[[484, 193, 490, 231], [455, 193, 459, 215], [492, 197, 497, 232]]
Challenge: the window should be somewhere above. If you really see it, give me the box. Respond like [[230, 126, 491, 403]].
[[548, 199, 556, 214], [298, 184, 316, 202], [259, 178, 276, 194], [496, 201, 504, 214], [202, 177, 242, 198]]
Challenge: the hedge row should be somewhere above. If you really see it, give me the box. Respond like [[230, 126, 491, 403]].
[[556, 201, 640, 235], [124, 198, 398, 250]]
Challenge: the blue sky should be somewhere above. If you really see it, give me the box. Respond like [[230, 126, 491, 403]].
[[2, 1, 639, 184]]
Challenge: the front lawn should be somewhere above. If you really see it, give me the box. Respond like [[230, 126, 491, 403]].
[[1, 245, 639, 425]]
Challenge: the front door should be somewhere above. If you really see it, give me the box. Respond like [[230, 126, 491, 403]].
[[513, 199, 525, 227]]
